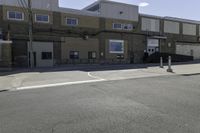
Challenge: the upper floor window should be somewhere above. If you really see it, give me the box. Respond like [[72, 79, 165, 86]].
[[7, 11, 24, 21], [35, 14, 49, 23], [113, 23, 123, 30], [123, 24, 133, 31], [66, 18, 78, 26], [113, 23, 133, 30]]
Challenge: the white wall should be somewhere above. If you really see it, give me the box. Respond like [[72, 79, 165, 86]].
[[100, 2, 138, 21], [183, 23, 196, 36], [176, 43, 200, 59], [0, 0, 59, 11], [28, 42, 54, 67], [164, 20, 180, 34], [141, 17, 160, 32]]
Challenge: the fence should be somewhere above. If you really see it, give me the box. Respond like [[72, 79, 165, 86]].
[[66, 58, 131, 65]]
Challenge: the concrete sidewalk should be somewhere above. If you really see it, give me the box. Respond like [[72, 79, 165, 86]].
[[0, 62, 200, 91]]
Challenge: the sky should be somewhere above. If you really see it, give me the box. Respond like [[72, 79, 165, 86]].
[[59, 0, 200, 21]]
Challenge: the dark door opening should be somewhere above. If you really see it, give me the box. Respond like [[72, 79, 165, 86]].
[[33, 52, 36, 67], [29, 52, 37, 67]]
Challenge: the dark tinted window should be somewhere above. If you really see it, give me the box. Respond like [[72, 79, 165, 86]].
[[70, 51, 79, 59], [41, 52, 52, 60], [88, 51, 96, 59]]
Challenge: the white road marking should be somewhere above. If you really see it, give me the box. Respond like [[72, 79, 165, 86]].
[[87, 72, 105, 80], [16, 79, 105, 90], [15, 69, 168, 91]]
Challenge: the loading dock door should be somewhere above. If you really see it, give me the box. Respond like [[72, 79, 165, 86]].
[[147, 39, 159, 55], [28, 42, 54, 67]]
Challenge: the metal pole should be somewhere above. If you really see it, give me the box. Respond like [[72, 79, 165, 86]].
[[167, 56, 173, 72], [160, 57, 163, 68], [28, 0, 33, 68]]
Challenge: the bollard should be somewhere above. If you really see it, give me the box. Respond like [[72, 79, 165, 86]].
[[160, 57, 164, 68], [167, 56, 173, 72]]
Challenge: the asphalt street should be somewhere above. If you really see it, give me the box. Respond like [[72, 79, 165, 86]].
[[0, 74, 200, 133]]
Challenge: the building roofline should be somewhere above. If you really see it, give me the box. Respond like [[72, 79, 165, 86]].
[[141, 13, 200, 24], [82, 0, 138, 11], [140, 14, 163, 19], [56, 7, 100, 17], [164, 16, 200, 24], [82, 1, 100, 10]]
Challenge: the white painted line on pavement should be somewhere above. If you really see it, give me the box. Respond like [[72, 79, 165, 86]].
[[16, 79, 105, 90], [87, 72, 105, 80], [15, 70, 170, 91]]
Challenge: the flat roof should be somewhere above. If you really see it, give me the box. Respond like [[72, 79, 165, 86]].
[[83, 0, 138, 11], [141, 14, 200, 24]]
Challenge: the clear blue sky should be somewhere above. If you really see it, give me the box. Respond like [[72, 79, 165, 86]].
[[59, 0, 200, 20]]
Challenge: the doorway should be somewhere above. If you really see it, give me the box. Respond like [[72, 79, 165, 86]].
[[147, 39, 159, 55]]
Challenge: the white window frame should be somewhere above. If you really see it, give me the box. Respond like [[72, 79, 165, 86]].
[[113, 23, 123, 30], [66, 17, 79, 26], [109, 40, 124, 54], [7, 11, 24, 21], [35, 14, 50, 23]]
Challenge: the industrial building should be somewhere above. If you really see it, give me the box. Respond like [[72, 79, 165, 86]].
[[0, 0, 200, 68]]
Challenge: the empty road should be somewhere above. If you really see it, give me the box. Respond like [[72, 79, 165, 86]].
[[0, 74, 200, 133]]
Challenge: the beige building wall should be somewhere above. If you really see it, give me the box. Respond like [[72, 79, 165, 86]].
[[61, 37, 99, 63], [0, 0, 59, 11], [100, 1, 139, 21], [61, 13, 99, 29], [182, 23, 196, 36], [164, 20, 180, 34], [0, 43, 12, 67], [176, 43, 200, 59], [141, 17, 160, 32]]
